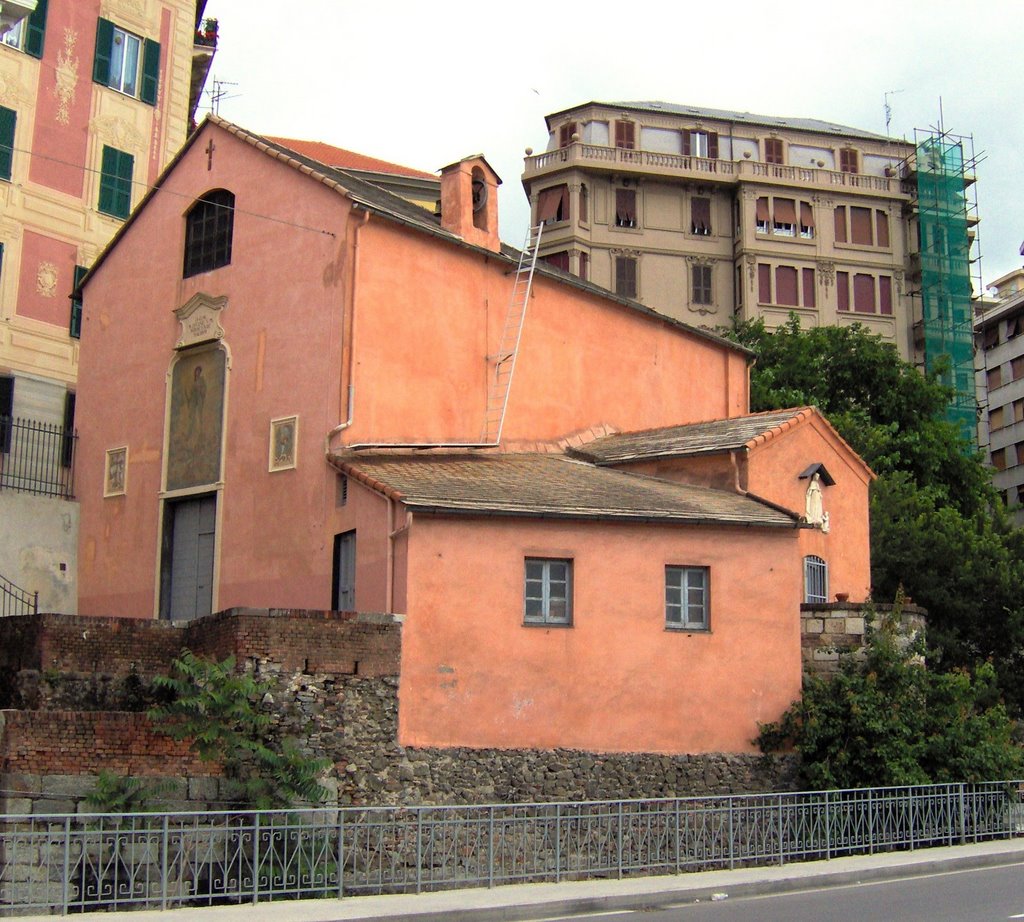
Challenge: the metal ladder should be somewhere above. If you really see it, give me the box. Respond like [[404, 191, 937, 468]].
[[481, 223, 543, 443]]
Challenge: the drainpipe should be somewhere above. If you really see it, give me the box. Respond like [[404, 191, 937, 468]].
[[386, 502, 411, 615], [385, 495, 394, 614], [324, 205, 370, 457], [730, 449, 747, 494]]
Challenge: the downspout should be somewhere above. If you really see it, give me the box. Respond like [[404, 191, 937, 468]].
[[730, 449, 747, 494], [386, 503, 410, 615], [386, 495, 394, 614], [324, 205, 370, 457]]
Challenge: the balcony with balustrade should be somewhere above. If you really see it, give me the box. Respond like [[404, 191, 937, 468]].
[[522, 142, 909, 199]]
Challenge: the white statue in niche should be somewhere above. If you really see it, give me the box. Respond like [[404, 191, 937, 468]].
[[805, 472, 825, 525]]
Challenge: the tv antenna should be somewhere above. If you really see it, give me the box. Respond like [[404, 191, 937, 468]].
[[883, 89, 903, 135], [207, 77, 240, 116]]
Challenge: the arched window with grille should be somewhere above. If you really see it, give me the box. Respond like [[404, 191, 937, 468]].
[[803, 555, 828, 604], [183, 189, 234, 278]]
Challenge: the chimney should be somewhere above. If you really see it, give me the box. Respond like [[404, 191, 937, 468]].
[[438, 155, 502, 253]]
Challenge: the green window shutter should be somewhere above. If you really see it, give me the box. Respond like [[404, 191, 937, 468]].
[[0, 106, 15, 181], [98, 145, 117, 214], [69, 265, 87, 339], [115, 150, 134, 218], [24, 0, 48, 59], [93, 17, 114, 86], [140, 38, 160, 105], [99, 146, 133, 219]]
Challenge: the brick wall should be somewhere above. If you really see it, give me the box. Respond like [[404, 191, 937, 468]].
[[0, 613, 180, 679], [0, 608, 402, 709], [800, 602, 927, 674], [183, 608, 400, 677], [0, 711, 213, 777]]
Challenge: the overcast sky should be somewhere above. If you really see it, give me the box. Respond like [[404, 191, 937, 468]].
[[200, 0, 1022, 288]]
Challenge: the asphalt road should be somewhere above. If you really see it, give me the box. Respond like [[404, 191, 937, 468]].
[[540, 861, 1024, 921]]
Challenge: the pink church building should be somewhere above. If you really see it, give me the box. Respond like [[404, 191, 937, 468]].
[[74, 116, 873, 755]]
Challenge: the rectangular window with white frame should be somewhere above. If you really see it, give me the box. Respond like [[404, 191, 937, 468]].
[[524, 557, 572, 626], [665, 565, 709, 630], [93, 18, 160, 105]]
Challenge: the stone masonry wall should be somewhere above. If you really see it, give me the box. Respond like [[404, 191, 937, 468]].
[[800, 602, 927, 674]]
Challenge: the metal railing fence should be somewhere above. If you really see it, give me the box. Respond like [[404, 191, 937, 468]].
[[1, 781, 1021, 915], [0, 573, 37, 617], [0, 417, 77, 499]]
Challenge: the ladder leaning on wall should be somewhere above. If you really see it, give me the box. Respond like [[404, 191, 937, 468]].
[[481, 223, 544, 444]]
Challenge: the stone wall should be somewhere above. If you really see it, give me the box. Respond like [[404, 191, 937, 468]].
[[800, 601, 927, 674]]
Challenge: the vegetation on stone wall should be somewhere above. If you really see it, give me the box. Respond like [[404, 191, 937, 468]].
[[83, 771, 174, 813], [149, 650, 329, 808], [727, 317, 1024, 717], [757, 607, 1023, 788]]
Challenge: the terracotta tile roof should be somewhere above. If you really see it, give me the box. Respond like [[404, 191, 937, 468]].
[[332, 452, 798, 528], [570, 409, 814, 464], [265, 137, 437, 181]]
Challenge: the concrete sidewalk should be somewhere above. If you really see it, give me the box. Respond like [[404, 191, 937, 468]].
[[14, 838, 1024, 922]]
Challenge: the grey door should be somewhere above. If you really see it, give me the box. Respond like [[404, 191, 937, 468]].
[[165, 495, 216, 621], [333, 530, 355, 610]]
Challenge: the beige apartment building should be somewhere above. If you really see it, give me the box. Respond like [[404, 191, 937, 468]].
[[522, 101, 977, 370], [0, 0, 216, 612], [976, 265, 1024, 526]]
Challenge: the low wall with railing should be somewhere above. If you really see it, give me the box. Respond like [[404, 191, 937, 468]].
[[1, 782, 1021, 914]]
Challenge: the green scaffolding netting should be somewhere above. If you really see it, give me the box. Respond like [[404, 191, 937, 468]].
[[916, 136, 975, 434]]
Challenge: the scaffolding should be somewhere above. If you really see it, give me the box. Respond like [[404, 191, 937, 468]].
[[908, 128, 982, 436]]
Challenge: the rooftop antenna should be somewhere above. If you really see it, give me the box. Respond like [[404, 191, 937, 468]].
[[207, 77, 240, 116], [883, 89, 903, 135]]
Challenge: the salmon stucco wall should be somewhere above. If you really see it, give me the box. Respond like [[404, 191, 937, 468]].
[[77, 127, 355, 617], [745, 416, 872, 602], [621, 455, 739, 492], [398, 516, 802, 754], [16, 231, 79, 326], [341, 220, 750, 447], [26, 1, 93, 197]]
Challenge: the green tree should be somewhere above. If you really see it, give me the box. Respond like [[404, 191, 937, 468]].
[[757, 609, 1023, 788], [726, 318, 1024, 712], [149, 650, 329, 809], [730, 317, 991, 512]]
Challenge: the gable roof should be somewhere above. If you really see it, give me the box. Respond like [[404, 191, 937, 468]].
[[76, 117, 749, 358], [569, 407, 875, 480], [264, 137, 437, 180], [331, 452, 798, 528], [546, 101, 899, 145], [570, 408, 815, 464]]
